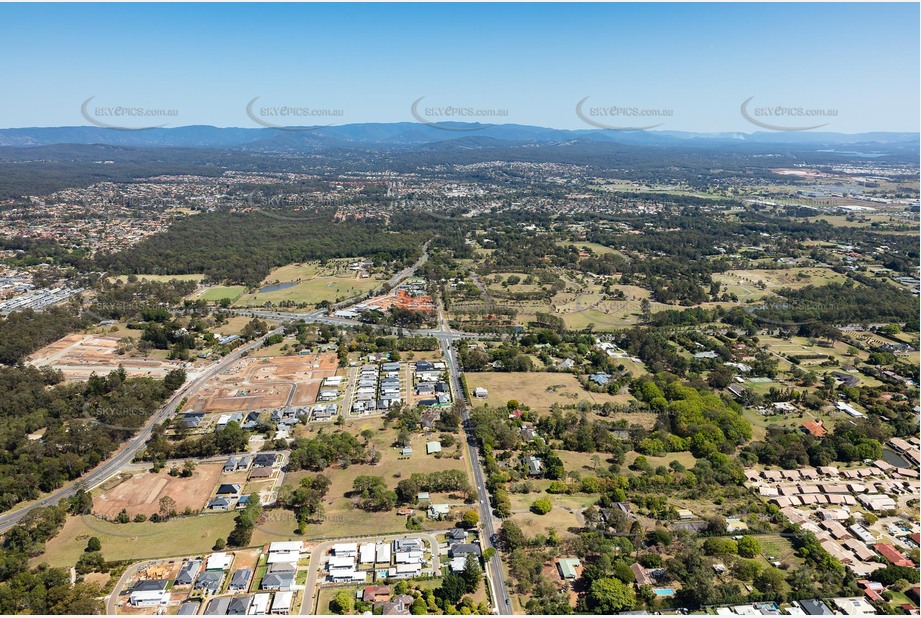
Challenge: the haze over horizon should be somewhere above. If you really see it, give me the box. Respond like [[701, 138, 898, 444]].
[[0, 3, 918, 133]]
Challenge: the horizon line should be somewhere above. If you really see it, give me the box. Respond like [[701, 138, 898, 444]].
[[1, 122, 919, 136]]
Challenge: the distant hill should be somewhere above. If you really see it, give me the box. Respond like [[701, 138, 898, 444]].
[[0, 123, 916, 152]]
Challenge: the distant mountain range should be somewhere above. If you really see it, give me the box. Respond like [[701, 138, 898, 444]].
[[0, 123, 917, 153]]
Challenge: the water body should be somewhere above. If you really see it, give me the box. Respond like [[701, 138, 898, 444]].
[[882, 447, 911, 469], [815, 149, 886, 158], [259, 281, 298, 293]]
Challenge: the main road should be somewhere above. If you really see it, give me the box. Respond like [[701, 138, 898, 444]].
[[0, 327, 283, 534], [435, 301, 513, 614]]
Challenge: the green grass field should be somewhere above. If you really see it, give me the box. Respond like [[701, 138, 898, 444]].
[[35, 512, 237, 568], [199, 285, 247, 302]]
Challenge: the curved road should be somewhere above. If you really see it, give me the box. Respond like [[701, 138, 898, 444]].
[[0, 327, 283, 534]]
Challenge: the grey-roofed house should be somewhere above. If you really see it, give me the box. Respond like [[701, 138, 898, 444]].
[[133, 579, 170, 592], [176, 559, 202, 585], [449, 543, 481, 558], [207, 497, 233, 511], [178, 601, 200, 615], [194, 571, 223, 595], [261, 571, 294, 591], [797, 600, 834, 615], [446, 528, 467, 542], [253, 453, 278, 468], [589, 373, 610, 386], [227, 596, 253, 615], [182, 413, 205, 428], [217, 483, 242, 495], [227, 568, 252, 592], [204, 596, 231, 615], [224, 457, 238, 472]]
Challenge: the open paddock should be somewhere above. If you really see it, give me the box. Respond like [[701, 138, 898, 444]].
[[465, 372, 634, 412], [34, 512, 237, 568], [92, 463, 223, 518], [714, 268, 847, 302], [278, 420, 471, 538]]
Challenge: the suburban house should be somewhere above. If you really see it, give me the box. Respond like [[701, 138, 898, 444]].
[[446, 528, 467, 542], [253, 453, 278, 468], [801, 419, 828, 438], [216, 483, 242, 495], [525, 455, 543, 476], [272, 590, 293, 615], [129, 579, 170, 607], [207, 497, 233, 511], [193, 571, 223, 595], [176, 559, 202, 585], [557, 558, 581, 581], [204, 597, 231, 615], [227, 596, 253, 615], [428, 504, 450, 519], [227, 568, 252, 592], [261, 570, 295, 591], [449, 543, 481, 558]]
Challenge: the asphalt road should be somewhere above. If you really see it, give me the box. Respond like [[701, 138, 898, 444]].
[[435, 303, 513, 614], [0, 327, 283, 534]]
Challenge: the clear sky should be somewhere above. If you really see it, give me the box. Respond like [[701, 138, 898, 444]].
[[1, 2, 918, 132]]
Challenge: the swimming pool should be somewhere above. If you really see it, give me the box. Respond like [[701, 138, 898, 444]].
[[654, 588, 675, 596]]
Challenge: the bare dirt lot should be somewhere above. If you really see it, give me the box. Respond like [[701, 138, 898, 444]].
[[27, 333, 185, 381], [184, 352, 341, 413], [92, 464, 223, 518]]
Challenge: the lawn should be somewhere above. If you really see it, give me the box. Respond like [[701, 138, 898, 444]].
[[753, 534, 803, 569], [507, 507, 583, 538], [35, 512, 237, 568], [198, 285, 247, 302], [465, 372, 634, 412]]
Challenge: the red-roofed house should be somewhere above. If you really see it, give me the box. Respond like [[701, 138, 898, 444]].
[[801, 419, 828, 438], [874, 543, 914, 567]]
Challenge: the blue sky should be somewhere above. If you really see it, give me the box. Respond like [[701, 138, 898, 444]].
[[1, 3, 918, 132]]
